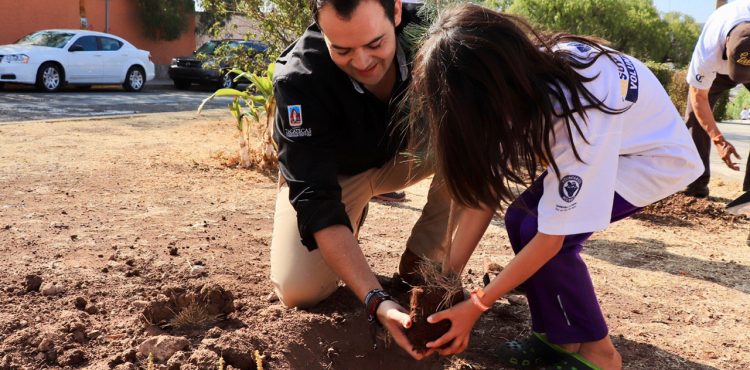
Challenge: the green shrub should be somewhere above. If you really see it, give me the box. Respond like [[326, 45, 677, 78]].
[[645, 61, 673, 88], [667, 69, 689, 116], [134, 0, 194, 41], [713, 90, 730, 121], [644, 62, 690, 116], [727, 88, 750, 120], [655, 68, 731, 121]]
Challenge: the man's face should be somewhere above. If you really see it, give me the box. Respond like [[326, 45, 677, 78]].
[[317, 0, 402, 88]]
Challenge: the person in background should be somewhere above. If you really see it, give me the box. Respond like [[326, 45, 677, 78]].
[[683, 0, 750, 198], [740, 106, 750, 120]]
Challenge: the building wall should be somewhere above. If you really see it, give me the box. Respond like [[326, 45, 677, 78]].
[[196, 14, 260, 47], [0, 0, 196, 72], [0, 0, 81, 42]]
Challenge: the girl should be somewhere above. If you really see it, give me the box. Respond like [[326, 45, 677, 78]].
[[407, 4, 703, 370]]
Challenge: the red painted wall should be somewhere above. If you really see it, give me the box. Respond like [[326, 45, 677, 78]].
[[0, 0, 195, 65]]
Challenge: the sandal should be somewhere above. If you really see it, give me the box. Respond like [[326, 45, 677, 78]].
[[498, 332, 565, 368], [539, 352, 602, 370]]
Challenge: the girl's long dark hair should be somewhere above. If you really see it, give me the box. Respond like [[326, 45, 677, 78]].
[[407, 3, 625, 209]]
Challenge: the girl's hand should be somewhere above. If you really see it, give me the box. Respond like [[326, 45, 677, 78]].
[[424, 299, 484, 356]]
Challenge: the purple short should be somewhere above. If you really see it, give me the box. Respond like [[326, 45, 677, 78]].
[[504, 173, 642, 344]]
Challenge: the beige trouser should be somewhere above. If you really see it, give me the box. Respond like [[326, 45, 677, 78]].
[[270, 154, 457, 308]]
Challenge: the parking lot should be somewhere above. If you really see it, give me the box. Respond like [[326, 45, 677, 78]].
[[0, 81, 230, 123]]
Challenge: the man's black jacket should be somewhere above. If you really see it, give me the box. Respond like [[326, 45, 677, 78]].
[[272, 7, 421, 250]]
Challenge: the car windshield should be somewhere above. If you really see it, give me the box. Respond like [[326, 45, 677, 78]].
[[16, 31, 76, 48], [241, 41, 268, 53], [195, 41, 220, 55], [195, 40, 267, 56]]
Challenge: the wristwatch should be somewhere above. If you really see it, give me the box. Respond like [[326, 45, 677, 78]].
[[364, 288, 393, 323]]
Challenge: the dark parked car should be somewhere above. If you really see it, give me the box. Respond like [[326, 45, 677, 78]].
[[168, 39, 266, 90]]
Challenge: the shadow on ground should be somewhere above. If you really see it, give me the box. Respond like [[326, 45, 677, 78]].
[[584, 237, 750, 294]]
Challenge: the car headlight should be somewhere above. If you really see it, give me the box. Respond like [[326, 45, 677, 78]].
[[170, 58, 178, 66], [2, 54, 30, 64]]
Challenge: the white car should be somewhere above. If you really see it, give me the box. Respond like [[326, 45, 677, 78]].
[[0, 29, 155, 92]]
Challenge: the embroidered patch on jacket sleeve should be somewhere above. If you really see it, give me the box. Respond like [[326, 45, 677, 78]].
[[288, 105, 303, 127]]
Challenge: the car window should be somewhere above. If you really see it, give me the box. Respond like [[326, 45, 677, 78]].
[[195, 41, 219, 56], [98, 37, 123, 51], [16, 30, 75, 48], [241, 41, 268, 53], [69, 36, 98, 51]]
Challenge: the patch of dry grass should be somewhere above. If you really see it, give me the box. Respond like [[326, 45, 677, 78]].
[[169, 302, 219, 329]]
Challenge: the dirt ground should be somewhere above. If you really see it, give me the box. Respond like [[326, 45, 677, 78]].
[[0, 110, 748, 370]]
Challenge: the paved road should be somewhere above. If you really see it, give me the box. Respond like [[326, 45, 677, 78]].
[[714, 120, 750, 185], [0, 82, 232, 123]]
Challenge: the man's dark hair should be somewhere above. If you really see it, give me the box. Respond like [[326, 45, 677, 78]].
[[308, 0, 396, 23]]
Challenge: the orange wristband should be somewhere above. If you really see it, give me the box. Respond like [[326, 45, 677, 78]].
[[470, 289, 490, 312]]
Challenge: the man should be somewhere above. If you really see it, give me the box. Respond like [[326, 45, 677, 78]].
[[270, 0, 455, 359], [684, 0, 750, 198], [741, 106, 750, 120]]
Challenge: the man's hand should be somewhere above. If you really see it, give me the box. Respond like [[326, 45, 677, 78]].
[[688, 86, 741, 170], [713, 135, 741, 170], [423, 299, 483, 356], [376, 300, 429, 360]]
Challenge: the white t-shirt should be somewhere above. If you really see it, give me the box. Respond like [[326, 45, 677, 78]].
[[686, 1, 750, 89], [741, 108, 750, 120], [538, 43, 704, 236]]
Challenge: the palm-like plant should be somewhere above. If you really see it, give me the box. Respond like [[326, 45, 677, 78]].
[[198, 63, 277, 169]]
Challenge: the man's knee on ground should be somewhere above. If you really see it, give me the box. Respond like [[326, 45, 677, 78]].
[[272, 276, 337, 309]]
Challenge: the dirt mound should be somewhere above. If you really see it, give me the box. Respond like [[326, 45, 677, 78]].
[[632, 193, 747, 228], [142, 283, 235, 329]]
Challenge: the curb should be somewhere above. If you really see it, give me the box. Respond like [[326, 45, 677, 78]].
[[144, 79, 175, 91], [0, 113, 149, 126], [0, 108, 227, 126], [721, 120, 750, 126]]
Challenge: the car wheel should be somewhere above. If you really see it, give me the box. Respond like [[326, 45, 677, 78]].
[[36, 63, 63, 92], [221, 72, 237, 89], [173, 79, 191, 90], [123, 66, 145, 92]]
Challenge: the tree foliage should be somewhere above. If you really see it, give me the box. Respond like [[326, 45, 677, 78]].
[[727, 88, 750, 120], [199, 0, 311, 60], [662, 11, 701, 66], [508, 0, 699, 66], [196, 0, 234, 36], [134, 0, 195, 41]]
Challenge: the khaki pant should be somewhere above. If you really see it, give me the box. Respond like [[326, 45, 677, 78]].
[[270, 154, 456, 308]]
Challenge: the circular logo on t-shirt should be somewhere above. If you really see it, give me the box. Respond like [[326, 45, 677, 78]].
[[559, 175, 582, 203]]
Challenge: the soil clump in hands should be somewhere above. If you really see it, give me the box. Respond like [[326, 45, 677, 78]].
[[405, 261, 464, 353]]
